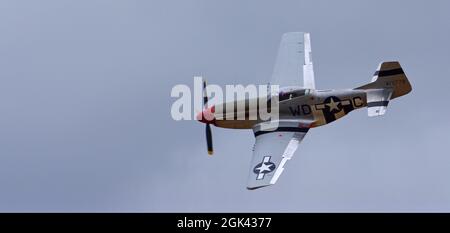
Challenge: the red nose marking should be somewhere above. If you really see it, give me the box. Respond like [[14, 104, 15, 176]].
[[196, 106, 215, 124]]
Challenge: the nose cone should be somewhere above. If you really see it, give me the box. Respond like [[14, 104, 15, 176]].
[[196, 106, 215, 124]]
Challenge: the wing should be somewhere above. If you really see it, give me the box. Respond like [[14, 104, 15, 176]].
[[247, 122, 309, 190], [271, 32, 315, 89]]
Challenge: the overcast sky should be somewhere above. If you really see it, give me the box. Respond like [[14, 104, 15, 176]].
[[1, 0, 450, 212]]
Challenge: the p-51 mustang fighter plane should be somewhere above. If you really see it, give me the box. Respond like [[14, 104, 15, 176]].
[[197, 32, 412, 189]]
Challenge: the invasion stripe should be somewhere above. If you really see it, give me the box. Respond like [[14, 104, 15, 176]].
[[367, 101, 389, 107], [254, 127, 309, 137], [373, 68, 404, 77]]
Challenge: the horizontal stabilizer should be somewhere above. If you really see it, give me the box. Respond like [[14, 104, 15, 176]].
[[367, 89, 393, 117]]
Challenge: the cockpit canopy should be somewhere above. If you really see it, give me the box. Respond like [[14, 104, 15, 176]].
[[278, 88, 311, 101]]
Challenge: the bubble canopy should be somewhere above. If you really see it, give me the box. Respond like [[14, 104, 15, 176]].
[[278, 87, 312, 102]]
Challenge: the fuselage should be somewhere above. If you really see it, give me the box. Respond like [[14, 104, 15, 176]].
[[198, 88, 368, 129]]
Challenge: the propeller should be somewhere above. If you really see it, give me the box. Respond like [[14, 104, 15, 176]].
[[202, 79, 214, 155], [205, 123, 213, 155]]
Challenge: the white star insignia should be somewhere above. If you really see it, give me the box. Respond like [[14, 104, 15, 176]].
[[256, 163, 273, 173], [326, 98, 340, 111]]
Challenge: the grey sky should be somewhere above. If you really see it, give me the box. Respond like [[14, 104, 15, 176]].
[[0, 0, 449, 212]]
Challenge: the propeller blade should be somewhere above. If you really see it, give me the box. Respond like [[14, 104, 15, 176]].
[[202, 79, 214, 155], [206, 123, 213, 155], [202, 79, 208, 107]]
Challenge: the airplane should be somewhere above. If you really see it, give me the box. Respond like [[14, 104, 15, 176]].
[[196, 32, 412, 190]]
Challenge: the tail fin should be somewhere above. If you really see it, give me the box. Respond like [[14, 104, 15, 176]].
[[355, 61, 412, 117]]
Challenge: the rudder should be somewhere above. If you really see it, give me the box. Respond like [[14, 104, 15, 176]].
[[355, 61, 412, 117]]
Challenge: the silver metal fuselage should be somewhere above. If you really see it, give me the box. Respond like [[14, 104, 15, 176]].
[[212, 88, 368, 129]]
